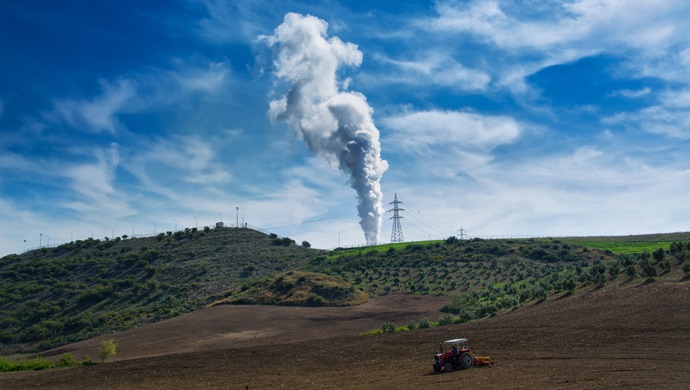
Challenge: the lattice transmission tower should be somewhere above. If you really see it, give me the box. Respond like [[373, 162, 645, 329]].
[[388, 193, 405, 243]]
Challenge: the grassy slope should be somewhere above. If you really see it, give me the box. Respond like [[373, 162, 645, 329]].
[[0, 228, 321, 353], [211, 270, 368, 307], [302, 235, 689, 321], [1, 230, 688, 355]]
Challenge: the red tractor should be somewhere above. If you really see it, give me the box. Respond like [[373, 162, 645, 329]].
[[433, 338, 493, 373]]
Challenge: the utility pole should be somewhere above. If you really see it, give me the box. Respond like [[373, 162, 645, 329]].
[[236, 207, 239, 228], [457, 227, 466, 240], [388, 193, 405, 243]]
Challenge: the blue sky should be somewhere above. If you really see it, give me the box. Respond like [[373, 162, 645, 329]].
[[1, 0, 689, 256]]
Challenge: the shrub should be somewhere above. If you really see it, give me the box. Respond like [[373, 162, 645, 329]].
[[57, 353, 76, 367], [382, 322, 396, 333], [419, 317, 431, 329], [99, 339, 117, 363], [407, 319, 418, 330], [625, 264, 636, 278], [438, 313, 455, 326], [683, 263, 690, 277]]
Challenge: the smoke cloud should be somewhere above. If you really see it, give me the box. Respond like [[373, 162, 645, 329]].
[[265, 13, 388, 245]]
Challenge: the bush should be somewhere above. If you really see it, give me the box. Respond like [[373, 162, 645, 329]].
[[437, 313, 454, 326], [406, 319, 418, 330], [57, 353, 76, 367], [382, 322, 396, 333], [99, 339, 117, 363], [683, 263, 690, 277], [416, 317, 430, 328]]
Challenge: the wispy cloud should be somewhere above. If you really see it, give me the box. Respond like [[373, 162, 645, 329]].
[[45, 63, 231, 133], [427, 0, 688, 53], [383, 109, 520, 153], [197, 0, 278, 43], [60, 143, 136, 217], [414, 0, 690, 96], [51, 78, 135, 133], [610, 87, 652, 98], [121, 135, 232, 199], [604, 89, 690, 139], [370, 53, 490, 90]]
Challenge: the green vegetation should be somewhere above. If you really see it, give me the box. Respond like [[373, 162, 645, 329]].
[[0, 353, 93, 372], [1, 228, 687, 355], [99, 340, 117, 363], [211, 270, 368, 307], [0, 228, 322, 354], [304, 235, 689, 326], [382, 322, 396, 333], [553, 232, 690, 254]]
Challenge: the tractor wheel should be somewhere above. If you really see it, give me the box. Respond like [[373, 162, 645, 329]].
[[459, 352, 473, 369], [444, 362, 453, 372], [433, 362, 441, 373]]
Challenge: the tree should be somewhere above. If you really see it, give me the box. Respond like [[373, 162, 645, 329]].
[[301, 241, 311, 248], [99, 340, 117, 363], [562, 277, 576, 293], [625, 264, 636, 278], [652, 248, 665, 263], [607, 261, 621, 280], [640, 261, 657, 278]]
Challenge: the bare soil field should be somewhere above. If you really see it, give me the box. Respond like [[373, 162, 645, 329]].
[[1, 281, 689, 389]]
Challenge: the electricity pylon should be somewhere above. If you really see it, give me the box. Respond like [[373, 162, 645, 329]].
[[388, 193, 405, 243]]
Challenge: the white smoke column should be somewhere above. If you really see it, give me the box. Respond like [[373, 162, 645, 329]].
[[265, 13, 388, 245]]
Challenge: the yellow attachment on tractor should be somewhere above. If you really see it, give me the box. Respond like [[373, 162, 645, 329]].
[[470, 352, 495, 367]]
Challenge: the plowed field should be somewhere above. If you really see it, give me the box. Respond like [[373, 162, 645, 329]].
[[1, 281, 689, 389]]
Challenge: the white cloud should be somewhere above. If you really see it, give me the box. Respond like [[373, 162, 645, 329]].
[[428, 0, 689, 53], [381, 145, 690, 242], [45, 63, 230, 133], [198, 0, 276, 43], [417, 0, 690, 95], [52, 78, 135, 133], [382, 109, 521, 153], [121, 135, 232, 199], [604, 89, 690, 139], [610, 87, 652, 98], [380, 110, 522, 180], [370, 53, 491, 91]]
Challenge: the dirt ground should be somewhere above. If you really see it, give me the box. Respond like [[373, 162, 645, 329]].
[[1, 281, 689, 389]]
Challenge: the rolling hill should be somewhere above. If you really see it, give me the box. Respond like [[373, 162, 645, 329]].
[[1, 228, 688, 357]]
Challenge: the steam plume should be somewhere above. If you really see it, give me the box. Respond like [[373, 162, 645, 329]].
[[265, 13, 388, 245]]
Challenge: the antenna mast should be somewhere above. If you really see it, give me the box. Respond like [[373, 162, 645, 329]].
[[388, 193, 405, 243]]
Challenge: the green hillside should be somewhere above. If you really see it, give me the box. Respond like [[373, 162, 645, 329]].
[[1, 228, 688, 355], [0, 227, 321, 353], [302, 235, 690, 320]]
